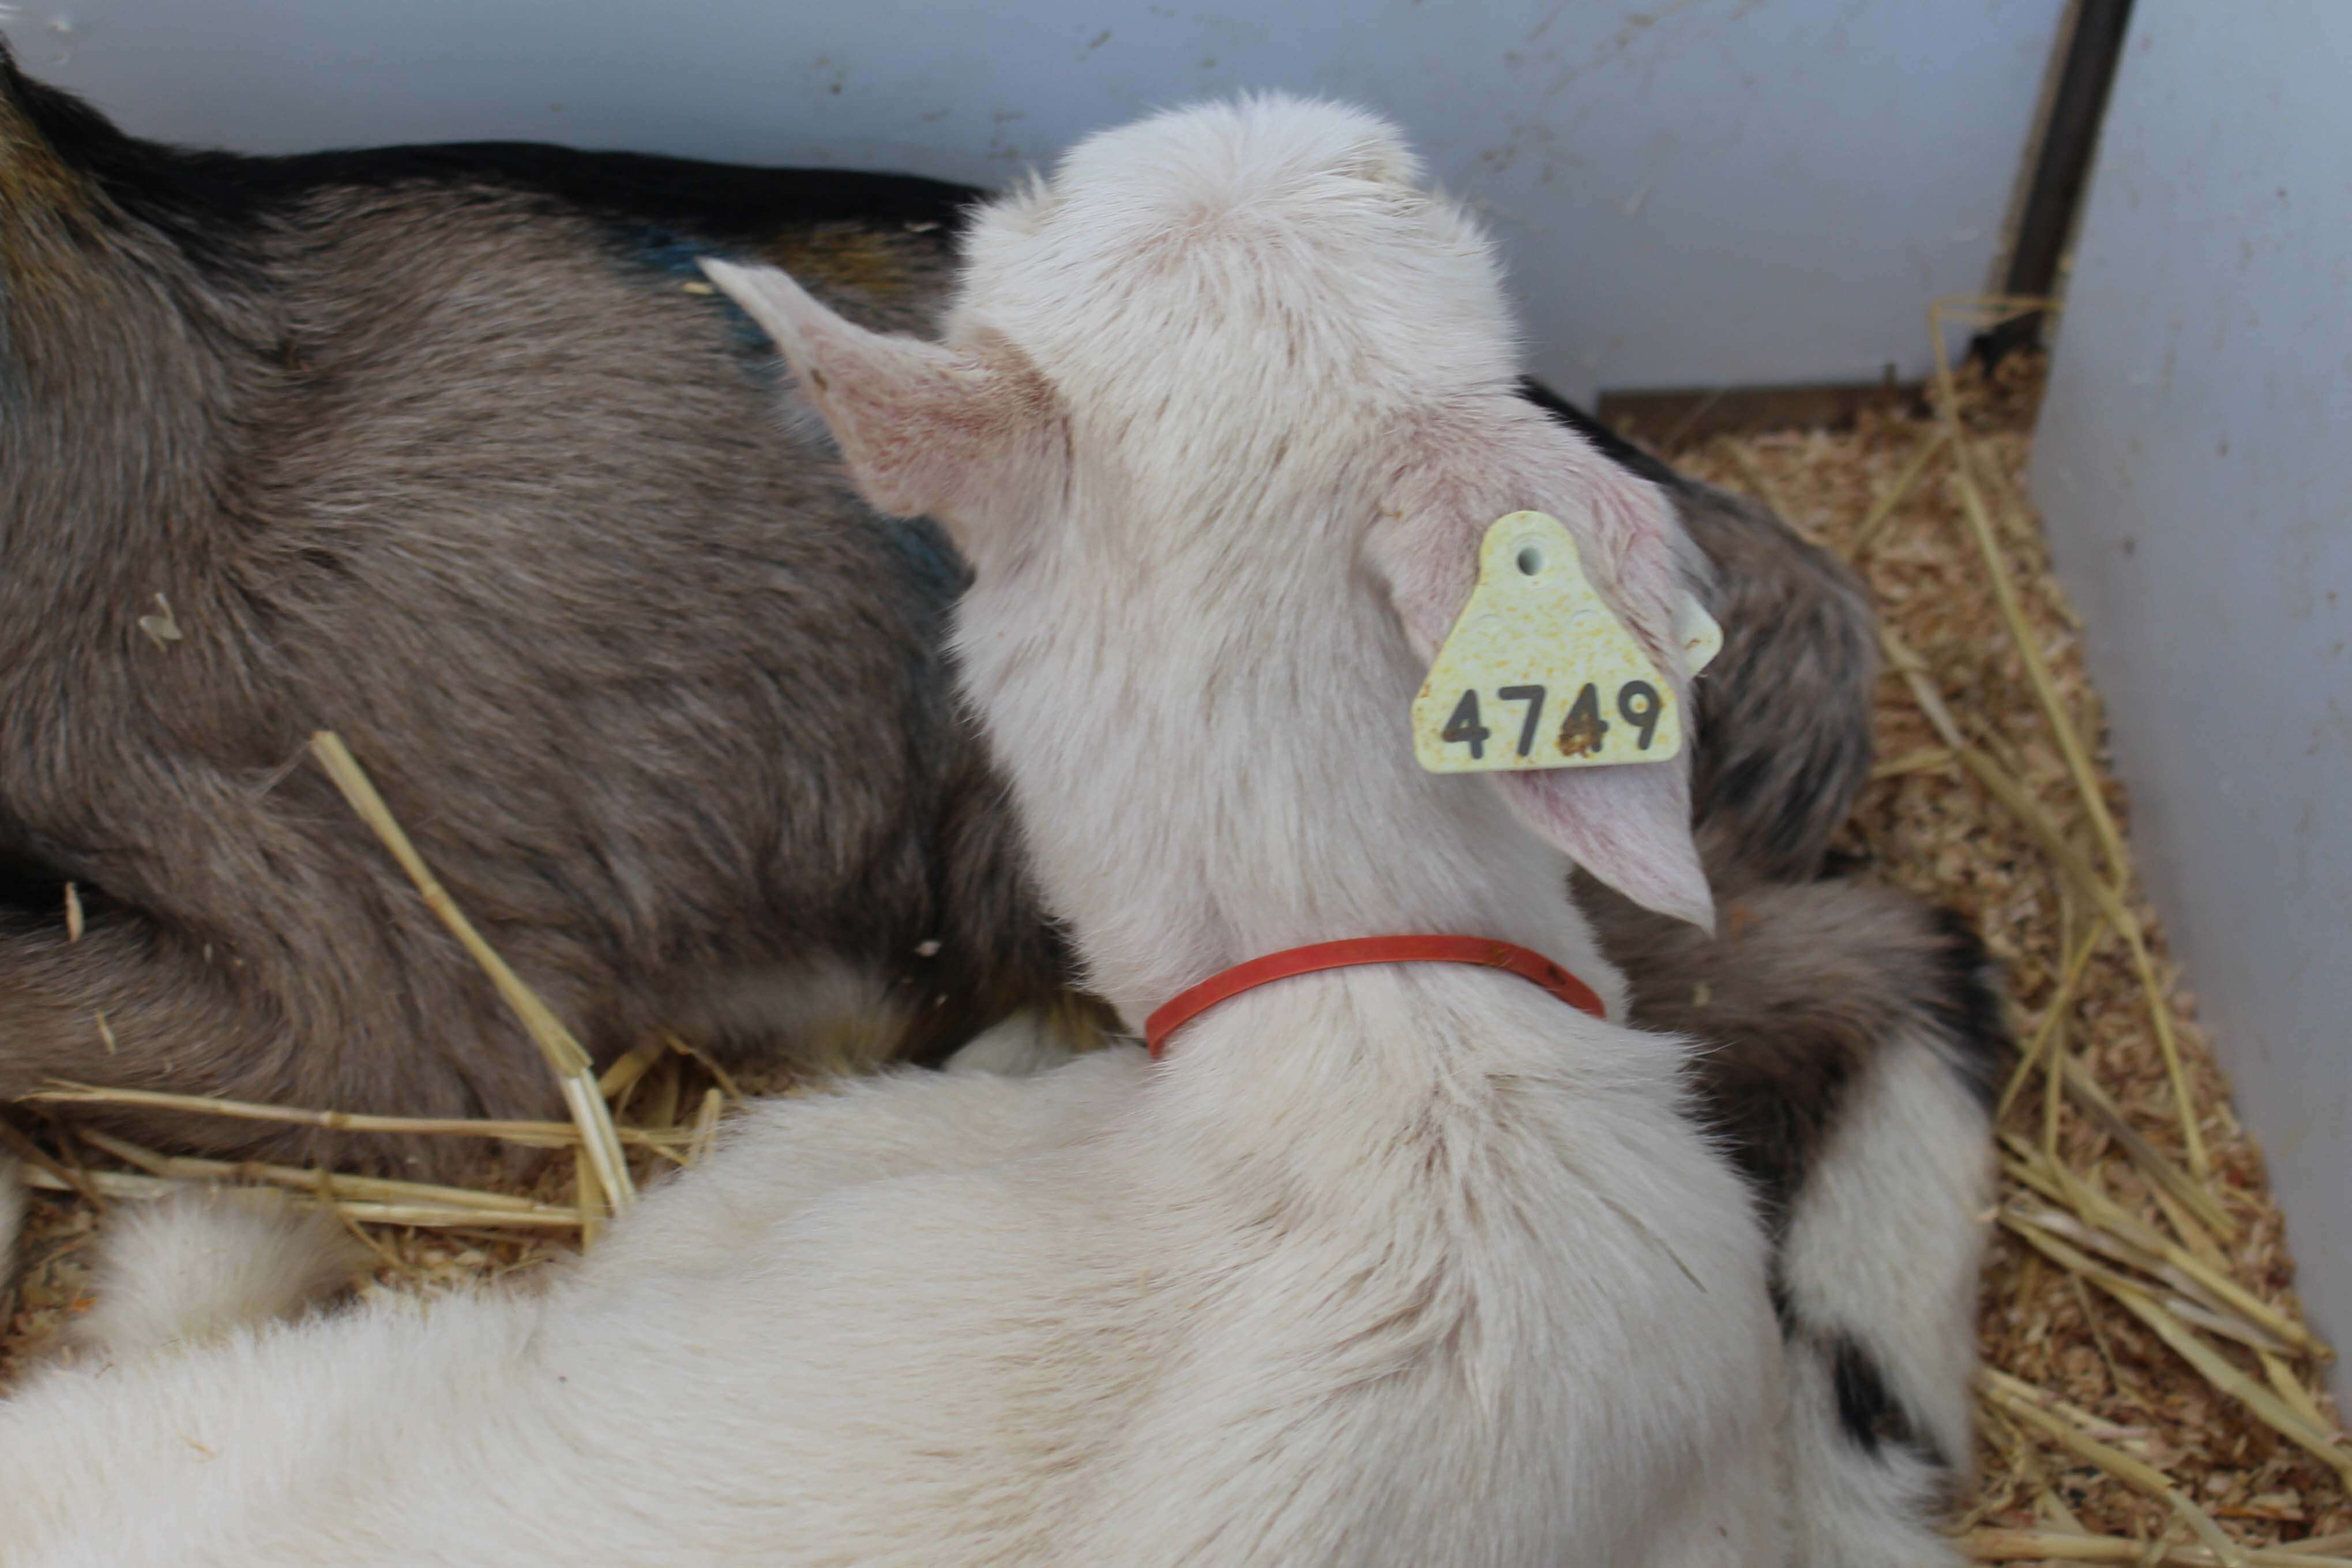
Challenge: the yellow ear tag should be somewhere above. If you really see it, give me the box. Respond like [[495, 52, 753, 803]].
[[1412, 511, 1684, 774]]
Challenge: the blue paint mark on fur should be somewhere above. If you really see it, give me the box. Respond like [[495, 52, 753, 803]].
[[878, 517, 973, 612], [629, 225, 716, 280], [619, 224, 783, 375], [874, 515, 972, 766]]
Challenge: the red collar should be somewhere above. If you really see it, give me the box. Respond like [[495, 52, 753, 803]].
[[1143, 935, 1607, 1059]]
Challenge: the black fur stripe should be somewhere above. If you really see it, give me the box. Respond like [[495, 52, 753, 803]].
[[1514, 375, 1684, 489], [1918, 905, 2010, 1111], [1827, 1330, 1945, 1472]]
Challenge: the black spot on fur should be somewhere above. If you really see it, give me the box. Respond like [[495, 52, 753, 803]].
[[1817, 844, 1875, 879], [0, 846, 66, 922], [0, 821, 99, 922], [1767, 1270, 1797, 1334], [1829, 1332, 1940, 1468], [1918, 905, 2010, 1111]]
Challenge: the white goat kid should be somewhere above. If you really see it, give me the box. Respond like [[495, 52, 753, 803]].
[[0, 97, 1789, 1566]]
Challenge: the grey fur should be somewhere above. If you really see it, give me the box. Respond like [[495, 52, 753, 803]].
[[0, 46, 1060, 1172], [1674, 480, 1880, 882]]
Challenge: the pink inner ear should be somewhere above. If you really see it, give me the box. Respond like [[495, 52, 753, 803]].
[[697, 258, 1066, 523], [1503, 764, 1714, 931], [1374, 401, 1686, 674], [1373, 399, 1712, 928]]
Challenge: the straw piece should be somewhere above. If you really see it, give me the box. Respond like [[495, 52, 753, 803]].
[[323, 1204, 583, 1230], [1939, 736, 2214, 1189], [641, 1053, 683, 1133], [2037, 1474, 2094, 1537], [1952, 747, 2131, 936], [1933, 294, 2064, 318], [1847, 425, 1952, 559], [2000, 918, 2111, 1119], [2068, 1270, 2148, 1413], [1958, 1410, 2036, 1534], [2042, 929, 2078, 1161], [2113, 927, 2212, 1185], [2151, 1185, 2234, 1277], [574, 1140, 603, 1248], [0, 1118, 106, 1209], [309, 731, 636, 1217], [1985, 1367, 2154, 1444], [14, 1163, 580, 1229], [2057, 1059, 2234, 1239], [18, 1165, 181, 1199], [686, 1088, 726, 1167], [598, 1038, 668, 1101], [309, 735, 590, 1076], [73, 1128, 575, 1217], [326, 1185, 405, 1272], [25, 1082, 689, 1150], [2263, 1353, 2342, 1439], [1871, 745, 1957, 781], [1878, 626, 1969, 751]]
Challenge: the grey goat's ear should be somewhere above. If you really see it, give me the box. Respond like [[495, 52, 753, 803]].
[[698, 258, 1065, 525]]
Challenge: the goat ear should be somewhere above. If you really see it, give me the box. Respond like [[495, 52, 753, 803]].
[[698, 258, 1064, 522], [1370, 401, 1714, 930]]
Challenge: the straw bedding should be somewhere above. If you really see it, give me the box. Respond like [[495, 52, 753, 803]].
[[2, 302, 2342, 1563]]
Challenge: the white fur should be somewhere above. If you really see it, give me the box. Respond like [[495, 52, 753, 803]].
[[0, 97, 1784, 1565], [66, 1188, 366, 1358], [1779, 1035, 1996, 1566], [942, 1009, 1081, 1077]]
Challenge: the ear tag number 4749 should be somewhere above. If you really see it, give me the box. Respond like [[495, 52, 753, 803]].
[[1411, 512, 1719, 775]]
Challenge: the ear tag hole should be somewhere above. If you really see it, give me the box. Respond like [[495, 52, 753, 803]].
[[1410, 510, 1684, 774]]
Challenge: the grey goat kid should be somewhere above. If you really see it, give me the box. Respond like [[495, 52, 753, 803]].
[[0, 39, 1059, 1164]]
